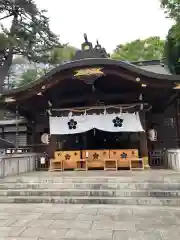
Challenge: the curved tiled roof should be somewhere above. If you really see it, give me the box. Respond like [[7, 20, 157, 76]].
[[3, 58, 180, 97]]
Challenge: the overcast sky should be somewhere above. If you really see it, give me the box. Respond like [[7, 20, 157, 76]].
[[35, 0, 174, 52], [30, 1, 175, 52]]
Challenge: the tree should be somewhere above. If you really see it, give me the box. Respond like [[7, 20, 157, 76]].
[[18, 68, 38, 86], [0, 0, 62, 93], [160, 0, 180, 40], [49, 45, 77, 64], [12, 56, 28, 64], [16, 67, 47, 87], [164, 23, 180, 73], [111, 37, 165, 62], [160, 0, 180, 21], [160, 1, 180, 73], [7, 45, 78, 89]]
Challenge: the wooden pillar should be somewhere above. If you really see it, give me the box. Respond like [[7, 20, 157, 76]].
[[31, 121, 36, 152], [139, 111, 150, 168], [47, 135, 56, 159], [82, 133, 87, 150]]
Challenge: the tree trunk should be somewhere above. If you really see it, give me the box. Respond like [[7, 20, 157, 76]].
[[0, 49, 13, 93], [0, 13, 18, 93]]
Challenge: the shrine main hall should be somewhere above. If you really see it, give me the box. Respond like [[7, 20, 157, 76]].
[[1, 36, 180, 171]]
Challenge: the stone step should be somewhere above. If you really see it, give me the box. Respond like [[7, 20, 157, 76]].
[[1, 182, 180, 190], [0, 189, 180, 198], [2, 176, 180, 184], [0, 195, 180, 205]]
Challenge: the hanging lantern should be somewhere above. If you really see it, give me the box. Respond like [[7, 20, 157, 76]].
[[41, 133, 50, 144], [148, 129, 157, 141]]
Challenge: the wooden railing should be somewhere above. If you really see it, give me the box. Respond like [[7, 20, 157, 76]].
[[0, 153, 40, 178]]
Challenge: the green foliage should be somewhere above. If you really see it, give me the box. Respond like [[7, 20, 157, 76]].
[[111, 37, 165, 61], [17, 68, 38, 86], [0, 0, 62, 91], [160, 0, 180, 21], [12, 56, 28, 64], [160, 1, 180, 73], [0, 0, 61, 62], [164, 23, 180, 73], [50, 46, 77, 64], [10, 45, 77, 88], [17, 67, 47, 87]]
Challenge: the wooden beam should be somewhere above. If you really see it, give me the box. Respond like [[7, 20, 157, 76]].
[[49, 92, 141, 107], [52, 102, 149, 112], [104, 69, 173, 89]]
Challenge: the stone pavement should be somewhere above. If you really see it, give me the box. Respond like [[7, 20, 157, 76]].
[[0, 204, 179, 239]]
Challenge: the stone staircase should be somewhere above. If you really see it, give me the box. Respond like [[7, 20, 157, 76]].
[[1, 172, 180, 206]]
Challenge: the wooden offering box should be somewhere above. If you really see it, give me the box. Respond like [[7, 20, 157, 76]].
[[50, 151, 64, 171], [63, 151, 80, 170], [110, 149, 139, 168], [50, 149, 140, 171], [52, 150, 80, 170], [82, 150, 109, 169]]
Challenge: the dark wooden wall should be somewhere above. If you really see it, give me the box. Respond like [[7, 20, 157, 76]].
[[149, 104, 178, 149]]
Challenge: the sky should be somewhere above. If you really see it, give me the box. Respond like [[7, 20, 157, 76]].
[[35, 0, 174, 53], [4, 0, 174, 53]]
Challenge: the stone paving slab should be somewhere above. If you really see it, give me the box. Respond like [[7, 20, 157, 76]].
[[50, 220, 93, 229], [0, 226, 26, 237], [39, 213, 78, 220], [64, 229, 113, 240], [113, 230, 164, 240], [21, 228, 68, 238], [12, 219, 54, 228], [0, 204, 180, 239], [0, 238, 38, 240]]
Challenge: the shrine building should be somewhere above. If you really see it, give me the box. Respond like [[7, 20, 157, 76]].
[[1, 35, 180, 171]]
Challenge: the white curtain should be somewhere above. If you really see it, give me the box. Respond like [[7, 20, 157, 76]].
[[49, 112, 144, 135]]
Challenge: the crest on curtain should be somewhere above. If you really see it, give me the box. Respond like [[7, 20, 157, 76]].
[[68, 119, 77, 130], [112, 117, 124, 127]]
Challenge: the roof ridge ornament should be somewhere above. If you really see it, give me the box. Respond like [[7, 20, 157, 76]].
[[95, 40, 101, 49], [81, 33, 93, 51], [84, 33, 88, 43], [73, 34, 109, 60]]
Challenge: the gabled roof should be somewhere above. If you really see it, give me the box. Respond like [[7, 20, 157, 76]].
[[2, 58, 180, 97], [133, 60, 171, 75], [1, 35, 180, 100]]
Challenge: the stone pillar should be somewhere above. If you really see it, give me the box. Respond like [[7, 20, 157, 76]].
[[139, 111, 150, 168]]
